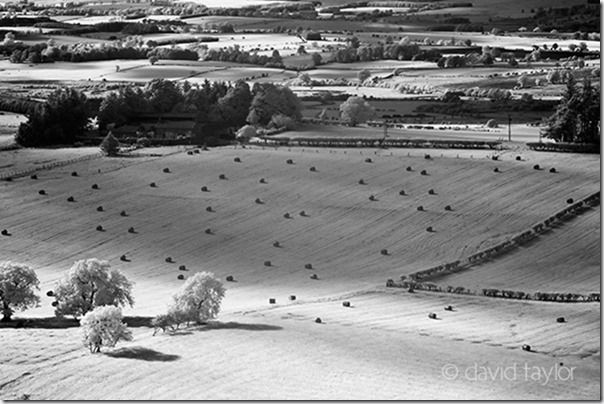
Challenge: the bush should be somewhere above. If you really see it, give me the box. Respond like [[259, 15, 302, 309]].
[[0, 262, 40, 321], [53, 258, 134, 319], [100, 132, 120, 156], [80, 305, 132, 353], [170, 272, 225, 325]]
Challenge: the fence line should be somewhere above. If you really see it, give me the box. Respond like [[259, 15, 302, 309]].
[[0, 152, 103, 181]]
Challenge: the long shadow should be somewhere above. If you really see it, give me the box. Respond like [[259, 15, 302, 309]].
[[0, 316, 154, 329], [105, 347, 180, 362], [196, 321, 282, 332]]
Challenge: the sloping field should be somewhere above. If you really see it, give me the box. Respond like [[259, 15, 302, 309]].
[[0, 146, 599, 399], [431, 207, 600, 294]]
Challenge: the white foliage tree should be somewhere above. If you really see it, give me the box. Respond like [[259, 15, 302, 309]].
[[0, 262, 40, 321], [80, 305, 132, 353], [170, 272, 225, 325], [339, 96, 375, 126], [54, 258, 134, 319]]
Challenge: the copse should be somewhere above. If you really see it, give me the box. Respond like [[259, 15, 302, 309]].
[[0, 262, 40, 321], [53, 258, 134, 319]]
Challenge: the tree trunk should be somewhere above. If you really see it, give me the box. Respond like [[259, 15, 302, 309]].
[[1, 301, 12, 322]]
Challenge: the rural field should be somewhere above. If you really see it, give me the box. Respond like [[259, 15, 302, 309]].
[[0, 0, 600, 400]]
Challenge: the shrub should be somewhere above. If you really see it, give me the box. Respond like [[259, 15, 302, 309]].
[[53, 258, 134, 318], [100, 132, 120, 156], [0, 262, 40, 321], [80, 305, 132, 353]]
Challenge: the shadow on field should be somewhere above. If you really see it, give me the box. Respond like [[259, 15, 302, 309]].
[[105, 347, 180, 362], [0, 316, 154, 329], [197, 321, 282, 332]]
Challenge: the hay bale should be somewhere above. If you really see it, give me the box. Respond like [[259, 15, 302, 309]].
[[406, 166, 412, 172], [219, 174, 227, 180], [120, 210, 127, 217], [255, 198, 263, 204], [120, 254, 128, 261], [163, 168, 170, 173], [269, 298, 276, 304], [549, 167, 557, 173], [533, 164, 540, 170], [426, 226, 434, 232], [566, 198, 574, 204], [522, 344, 531, 352], [516, 156, 522, 161], [201, 186, 209, 192], [38, 190, 46, 195], [177, 274, 185, 280], [234, 157, 241, 163], [165, 257, 173, 263], [92, 184, 99, 189], [179, 265, 186, 271], [399, 190, 406, 196], [67, 196, 75, 202], [304, 263, 312, 269], [284, 212, 291, 219], [187, 151, 194, 155], [206, 206, 213, 212], [491, 155, 499, 161], [358, 179, 366, 185], [364, 158, 373, 163], [51, 301, 59, 307], [380, 249, 389, 255], [128, 227, 135, 233], [315, 317, 322, 323], [46, 290, 54, 297], [556, 317, 565, 323], [226, 275, 234, 282], [273, 241, 280, 248], [30, 174, 37, 180], [493, 167, 500, 173], [194, 149, 201, 154], [309, 166, 317, 172], [205, 228, 212, 234], [369, 195, 377, 201], [444, 305, 453, 311], [299, 210, 308, 217], [71, 171, 78, 177], [97, 206, 103, 212], [428, 189, 435, 195], [150, 182, 157, 187], [417, 205, 424, 211], [259, 178, 267, 184], [289, 295, 296, 301], [342, 301, 351, 307], [444, 205, 452, 211], [286, 159, 294, 164], [310, 274, 318, 280], [264, 260, 271, 267], [424, 154, 431, 160], [428, 312, 437, 319], [420, 169, 428, 175], [96, 225, 104, 231]]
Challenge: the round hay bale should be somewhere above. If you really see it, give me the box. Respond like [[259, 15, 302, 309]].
[[283, 212, 291, 219], [46, 290, 54, 297], [234, 157, 241, 163], [38, 190, 46, 195], [201, 186, 209, 192], [259, 178, 267, 184], [273, 241, 280, 248], [187, 151, 194, 155], [96, 225, 104, 231], [163, 168, 170, 173], [67, 196, 75, 202], [165, 257, 173, 263], [150, 182, 157, 187], [96, 206, 103, 212], [179, 265, 186, 271], [444, 305, 453, 311], [516, 156, 522, 161], [428, 312, 437, 319], [91, 184, 99, 190], [120, 254, 128, 261], [426, 226, 434, 232], [533, 164, 540, 170], [556, 317, 565, 323], [444, 205, 452, 211], [177, 274, 185, 280], [255, 198, 263, 204], [493, 167, 500, 173], [417, 205, 424, 211], [380, 249, 389, 255], [549, 167, 557, 173], [304, 263, 313, 269], [315, 317, 322, 323], [491, 155, 499, 161], [51, 301, 58, 307], [428, 189, 435, 195], [71, 171, 78, 177], [420, 169, 428, 175], [128, 227, 135, 233], [226, 275, 234, 282], [264, 260, 271, 267], [365, 158, 372, 163], [1, 229, 9, 236], [289, 295, 296, 301], [566, 198, 574, 204], [299, 210, 307, 217], [205, 228, 212, 234], [369, 195, 377, 201], [406, 166, 412, 172], [206, 206, 213, 212], [399, 190, 406, 196], [424, 154, 431, 160], [309, 166, 317, 172], [120, 210, 127, 217], [358, 179, 366, 185], [219, 174, 227, 180], [342, 301, 351, 307], [310, 274, 318, 280], [30, 174, 37, 180], [522, 344, 531, 352], [286, 159, 294, 165], [194, 149, 201, 154], [269, 298, 276, 304]]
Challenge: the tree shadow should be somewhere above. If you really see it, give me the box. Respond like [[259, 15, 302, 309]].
[[196, 321, 282, 332], [105, 347, 180, 362]]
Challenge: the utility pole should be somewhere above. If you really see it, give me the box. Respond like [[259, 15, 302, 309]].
[[507, 113, 512, 142]]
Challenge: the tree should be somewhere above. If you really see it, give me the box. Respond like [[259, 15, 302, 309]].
[[149, 55, 158, 65], [0, 262, 40, 322], [357, 69, 371, 83], [217, 80, 252, 127], [100, 131, 120, 156], [311, 52, 322, 66], [339, 96, 375, 126], [144, 79, 183, 114], [247, 83, 302, 126], [170, 272, 225, 324], [516, 73, 530, 88], [296, 45, 306, 55], [80, 305, 132, 353], [54, 258, 134, 319]]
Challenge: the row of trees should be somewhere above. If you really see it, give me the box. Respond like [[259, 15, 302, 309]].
[[331, 42, 443, 63], [0, 259, 225, 353]]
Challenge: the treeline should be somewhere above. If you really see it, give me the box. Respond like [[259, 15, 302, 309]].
[[203, 47, 284, 68], [332, 43, 442, 63]]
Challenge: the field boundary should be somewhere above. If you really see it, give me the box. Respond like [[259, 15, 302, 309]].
[[0, 152, 103, 181], [254, 136, 502, 149], [527, 142, 600, 154], [386, 191, 601, 303]]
